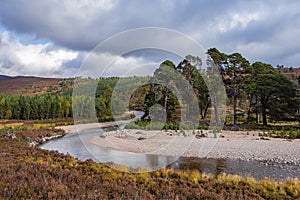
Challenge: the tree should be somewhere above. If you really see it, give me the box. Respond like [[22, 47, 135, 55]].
[[205, 55, 227, 128], [176, 55, 210, 120], [5, 109, 12, 119], [294, 87, 300, 124], [154, 60, 175, 114], [206, 48, 229, 127], [151, 60, 180, 123], [38, 96, 46, 120], [224, 53, 250, 127], [251, 62, 296, 126], [0, 97, 5, 119], [140, 85, 156, 120], [207, 48, 227, 79], [208, 48, 251, 127]]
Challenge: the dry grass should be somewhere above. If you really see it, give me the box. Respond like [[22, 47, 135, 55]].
[[1, 128, 300, 199], [0, 122, 24, 129], [0, 119, 73, 131]]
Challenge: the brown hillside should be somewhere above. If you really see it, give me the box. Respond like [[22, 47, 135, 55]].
[[0, 76, 73, 95], [277, 67, 300, 85]]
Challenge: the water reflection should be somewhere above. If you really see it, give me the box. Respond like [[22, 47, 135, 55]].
[[40, 127, 300, 180], [168, 157, 300, 181]]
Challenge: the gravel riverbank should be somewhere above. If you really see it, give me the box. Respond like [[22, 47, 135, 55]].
[[57, 124, 300, 166]]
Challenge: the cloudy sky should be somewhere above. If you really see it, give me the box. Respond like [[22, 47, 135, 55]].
[[0, 0, 299, 77]]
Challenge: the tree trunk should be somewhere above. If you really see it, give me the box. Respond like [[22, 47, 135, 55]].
[[211, 94, 220, 127], [164, 92, 168, 112], [247, 94, 254, 122], [233, 95, 237, 127], [201, 101, 210, 119], [213, 104, 220, 127], [255, 95, 259, 124], [261, 101, 268, 126]]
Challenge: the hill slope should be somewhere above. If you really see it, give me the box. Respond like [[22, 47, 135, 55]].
[[0, 76, 73, 95], [0, 75, 11, 79]]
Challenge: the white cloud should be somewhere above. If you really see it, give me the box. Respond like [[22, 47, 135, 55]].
[[0, 31, 78, 77], [217, 12, 262, 33], [79, 51, 158, 78]]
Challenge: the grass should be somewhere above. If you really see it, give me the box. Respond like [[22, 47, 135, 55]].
[[266, 127, 300, 139], [0, 118, 74, 131], [125, 120, 209, 131], [0, 122, 24, 129], [1, 124, 300, 199]]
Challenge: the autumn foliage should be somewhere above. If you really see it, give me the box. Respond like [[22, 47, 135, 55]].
[[0, 129, 299, 199]]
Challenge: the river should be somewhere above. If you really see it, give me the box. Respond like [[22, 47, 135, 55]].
[[40, 125, 300, 181]]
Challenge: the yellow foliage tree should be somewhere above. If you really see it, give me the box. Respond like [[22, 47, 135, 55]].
[[5, 109, 12, 119]]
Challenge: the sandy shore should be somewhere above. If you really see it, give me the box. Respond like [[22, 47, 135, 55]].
[[57, 123, 300, 165], [56, 120, 129, 134]]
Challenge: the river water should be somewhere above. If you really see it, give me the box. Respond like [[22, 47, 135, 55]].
[[40, 125, 300, 181]]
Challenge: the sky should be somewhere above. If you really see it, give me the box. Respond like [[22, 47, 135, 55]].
[[0, 0, 300, 77]]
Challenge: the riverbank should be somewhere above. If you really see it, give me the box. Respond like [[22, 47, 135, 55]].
[[2, 131, 300, 199], [55, 120, 128, 134], [57, 123, 300, 166]]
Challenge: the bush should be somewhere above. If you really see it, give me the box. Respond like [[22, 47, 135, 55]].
[[129, 113, 135, 119], [297, 130, 300, 138]]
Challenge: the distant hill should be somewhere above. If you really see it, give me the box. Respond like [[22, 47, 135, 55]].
[[277, 67, 300, 85], [0, 75, 11, 79], [0, 76, 73, 95]]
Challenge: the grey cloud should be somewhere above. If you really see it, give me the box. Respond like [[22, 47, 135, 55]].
[[0, 0, 300, 68], [0, 0, 238, 51]]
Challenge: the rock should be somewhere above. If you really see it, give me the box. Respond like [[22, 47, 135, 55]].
[[29, 141, 38, 147], [4, 133, 17, 139], [195, 134, 206, 139], [260, 137, 270, 140]]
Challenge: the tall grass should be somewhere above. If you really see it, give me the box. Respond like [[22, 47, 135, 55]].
[[125, 120, 209, 131]]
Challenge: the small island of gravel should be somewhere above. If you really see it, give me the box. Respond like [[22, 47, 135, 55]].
[[57, 123, 300, 166]]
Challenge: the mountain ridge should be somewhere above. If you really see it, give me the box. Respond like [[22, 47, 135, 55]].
[[0, 75, 73, 95], [0, 75, 11, 79]]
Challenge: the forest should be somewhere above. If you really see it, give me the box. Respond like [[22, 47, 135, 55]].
[[0, 48, 299, 128]]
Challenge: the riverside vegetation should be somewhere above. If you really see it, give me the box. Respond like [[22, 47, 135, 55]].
[[0, 48, 300, 127], [0, 127, 300, 199]]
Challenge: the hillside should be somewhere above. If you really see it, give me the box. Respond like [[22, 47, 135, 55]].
[[276, 67, 300, 85], [0, 76, 73, 95], [0, 75, 11, 79]]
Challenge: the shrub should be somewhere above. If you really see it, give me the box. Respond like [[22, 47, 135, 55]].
[[189, 170, 200, 184], [289, 130, 296, 139], [297, 130, 300, 138], [129, 113, 135, 119]]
